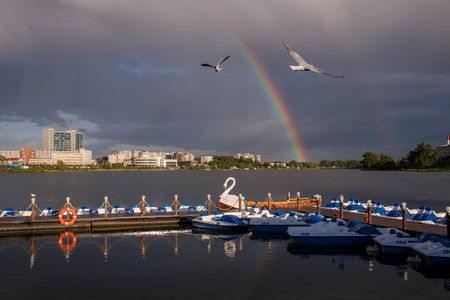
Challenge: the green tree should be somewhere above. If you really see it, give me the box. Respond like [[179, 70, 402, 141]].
[[407, 142, 440, 168], [362, 151, 380, 169], [288, 160, 301, 169], [332, 160, 345, 168], [379, 153, 396, 170], [347, 160, 361, 168], [0, 155, 6, 166], [56, 160, 67, 170], [319, 160, 332, 168]]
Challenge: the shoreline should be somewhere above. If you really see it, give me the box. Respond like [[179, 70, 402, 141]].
[[1, 167, 449, 174]]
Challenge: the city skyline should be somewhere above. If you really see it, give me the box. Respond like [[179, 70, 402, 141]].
[[1, 1, 449, 162]]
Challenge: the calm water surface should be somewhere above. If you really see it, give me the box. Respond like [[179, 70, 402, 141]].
[[0, 170, 449, 299]]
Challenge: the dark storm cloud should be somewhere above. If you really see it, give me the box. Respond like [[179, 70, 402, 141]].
[[1, 0, 449, 162]]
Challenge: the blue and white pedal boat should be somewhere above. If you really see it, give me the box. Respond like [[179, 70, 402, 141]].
[[250, 212, 325, 234], [287, 218, 385, 247], [409, 206, 440, 223], [324, 198, 341, 209], [192, 212, 248, 232], [77, 206, 90, 215], [0, 208, 18, 217], [410, 235, 450, 266], [41, 207, 55, 216], [111, 205, 125, 214], [19, 208, 33, 217], [380, 203, 412, 219], [157, 204, 174, 212], [222, 206, 273, 221], [373, 231, 442, 256]]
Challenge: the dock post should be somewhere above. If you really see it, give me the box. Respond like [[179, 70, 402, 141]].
[[401, 202, 407, 230], [296, 192, 301, 211], [367, 200, 372, 224], [104, 196, 108, 218], [446, 207, 450, 239], [268, 193, 272, 210], [339, 194, 344, 219], [174, 195, 179, 215], [238, 194, 242, 212], [315, 194, 320, 214], [207, 194, 211, 215], [141, 195, 146, 216], [31, 194, 36, 220]]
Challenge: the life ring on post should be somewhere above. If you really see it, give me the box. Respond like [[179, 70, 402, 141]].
[[58, 232, 77, 251], [58, 207, 77, 226]]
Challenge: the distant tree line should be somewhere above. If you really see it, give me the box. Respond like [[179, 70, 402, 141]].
[[361, 142, 448, 170], [207, 156, 264, 170], [317, 160, 361, 169], [207, 156, 360, 170]]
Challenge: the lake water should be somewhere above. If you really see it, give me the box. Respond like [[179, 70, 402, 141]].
[[0, 170, 449, 299]]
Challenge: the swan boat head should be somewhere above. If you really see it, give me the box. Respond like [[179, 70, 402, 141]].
[[222, 177, 236, 195]]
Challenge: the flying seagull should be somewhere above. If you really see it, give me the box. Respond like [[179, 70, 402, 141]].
[[283, 42, 344, 78], [201, 56, 230, 72]]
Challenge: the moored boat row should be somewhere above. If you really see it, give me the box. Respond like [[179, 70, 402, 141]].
[[0, 202, 207, 218], [322, 196, 448, 227]]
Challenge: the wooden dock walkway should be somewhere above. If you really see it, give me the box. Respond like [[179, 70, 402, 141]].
[[0, 212, 201, 237]]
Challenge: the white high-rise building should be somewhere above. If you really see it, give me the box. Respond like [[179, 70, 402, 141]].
[[43, 128, 84, 151]]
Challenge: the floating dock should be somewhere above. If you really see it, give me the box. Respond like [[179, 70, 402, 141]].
[[1, 200, 448, 238], [0, 213, 201, 237]]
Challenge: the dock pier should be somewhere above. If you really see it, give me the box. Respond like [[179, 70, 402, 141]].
[[0, 213, 200, 237], [1, 192, 448, 238]]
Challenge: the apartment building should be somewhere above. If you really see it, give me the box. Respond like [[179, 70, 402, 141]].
[[28, 149, 95, 166], [108, 150, 179, 168], [437, 135, 450, 158], [43, 128, 84, 151], [235, 153, 261, 162], [200, 156, 213, 164], [108, 150, 132, 164]]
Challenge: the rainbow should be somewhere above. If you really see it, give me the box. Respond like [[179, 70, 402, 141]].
[[223, 28, 309, 162]]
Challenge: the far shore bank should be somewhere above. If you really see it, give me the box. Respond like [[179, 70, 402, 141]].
[[1, 167, 449, 174]]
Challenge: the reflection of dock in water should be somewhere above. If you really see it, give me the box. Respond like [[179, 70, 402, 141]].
[[59, 229, 193, 261], [1, 229, 449, 292], [0, 227, 246, 268]]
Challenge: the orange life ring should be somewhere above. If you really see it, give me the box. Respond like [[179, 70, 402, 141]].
[[58, 231, 77, 251], [58, 207, 77, 226]]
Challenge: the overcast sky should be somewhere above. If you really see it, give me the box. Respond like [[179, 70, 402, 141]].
[[0, 0, 449, 162]]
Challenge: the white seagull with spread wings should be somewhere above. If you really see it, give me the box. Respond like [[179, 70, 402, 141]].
[[283, 42, 344, 78], [201, 56, 230, 72]]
